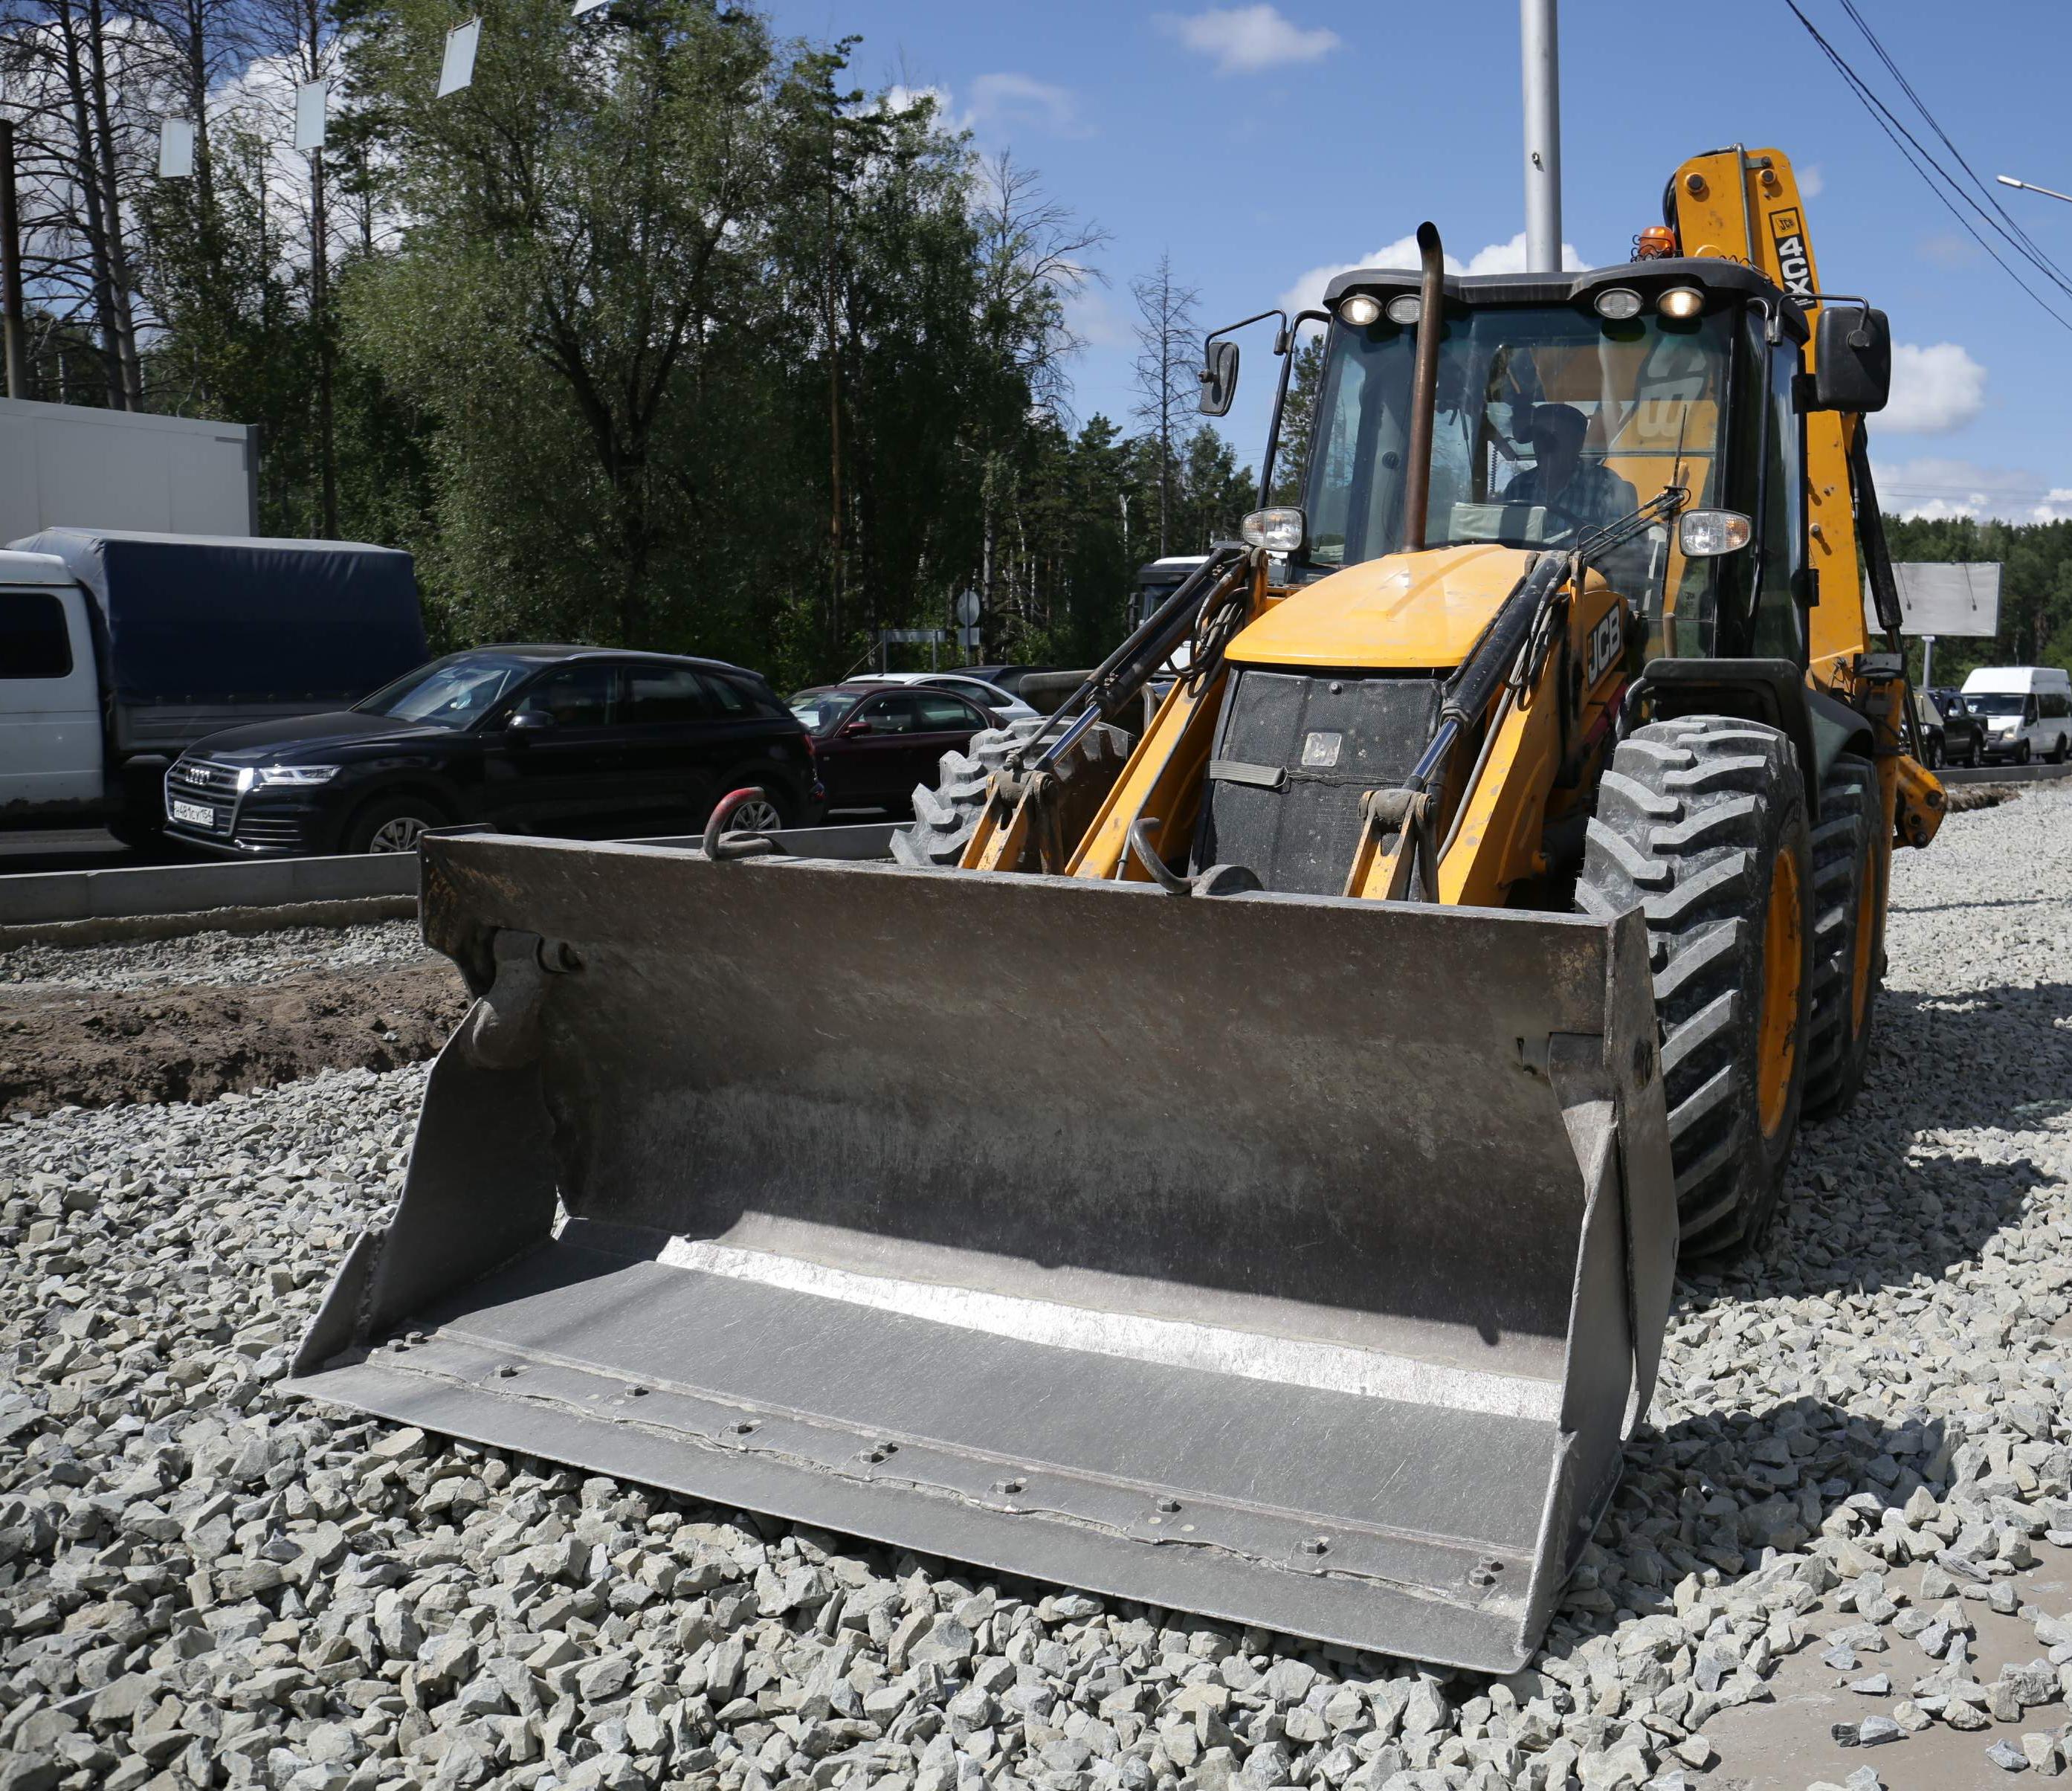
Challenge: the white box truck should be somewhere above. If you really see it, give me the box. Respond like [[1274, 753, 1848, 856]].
[[1961, 665, 2072, 766], [0, 395, 256, 541]]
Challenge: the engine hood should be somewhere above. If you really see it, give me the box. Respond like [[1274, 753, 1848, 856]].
[[1227, 545, 1537, 671], [187, 709, 454, 761]]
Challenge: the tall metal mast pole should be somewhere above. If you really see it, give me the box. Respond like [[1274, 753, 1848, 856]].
[[1520, 0, 1563, 274], [0, 118, 30, 400]]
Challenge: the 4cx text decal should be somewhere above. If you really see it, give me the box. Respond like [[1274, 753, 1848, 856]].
[[1769, 208, 1816, 303]]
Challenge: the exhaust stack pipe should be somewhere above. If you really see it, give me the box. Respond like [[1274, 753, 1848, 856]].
[[1402, 222, 1445, 553]]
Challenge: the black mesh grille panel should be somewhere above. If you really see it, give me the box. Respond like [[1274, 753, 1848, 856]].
[[1195, 671, 1444, 895]]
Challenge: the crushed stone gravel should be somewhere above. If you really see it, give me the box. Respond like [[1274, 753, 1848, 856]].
[[0, 920, 430, 994], [1, 790, 2069, 1791]]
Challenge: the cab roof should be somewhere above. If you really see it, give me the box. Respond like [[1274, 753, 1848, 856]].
[[1320, 256, 1809, 344]]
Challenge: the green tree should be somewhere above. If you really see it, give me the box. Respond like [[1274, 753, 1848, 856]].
[[342, 0, 779, 648], [1270, 334, 1325, 506]]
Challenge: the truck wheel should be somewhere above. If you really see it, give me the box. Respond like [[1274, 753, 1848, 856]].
[[344, 793, 451, 854], [1801, 755, 1883, 1121], [106, 814, 166, 851], [2017, 740, 2033, 766], [1923, 733, 1943, 769], [2052, 735, 2069, 764], [893, 718, 1129, 871], [1578, 717, 1814, 1256]]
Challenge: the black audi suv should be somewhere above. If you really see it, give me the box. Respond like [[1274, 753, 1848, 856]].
[[164, 645, 820, 856]]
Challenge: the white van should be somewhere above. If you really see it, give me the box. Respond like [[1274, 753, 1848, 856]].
[[1961, 665, 2072, 765]]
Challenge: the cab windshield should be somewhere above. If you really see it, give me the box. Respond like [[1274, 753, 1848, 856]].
[[1305, 301, 1733, 612]]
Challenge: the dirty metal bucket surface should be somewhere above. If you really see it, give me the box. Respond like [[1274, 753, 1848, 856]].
[[288, 833, 1675, 1672]]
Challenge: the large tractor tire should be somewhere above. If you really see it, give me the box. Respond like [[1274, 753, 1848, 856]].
[[1801, 754, 1884, 1121], [1578, 717, 1814, 1256], [892, 717, 1132, 870]]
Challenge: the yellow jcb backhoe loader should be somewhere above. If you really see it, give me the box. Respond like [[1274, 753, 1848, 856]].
[[291, 146, 1940, 1673]]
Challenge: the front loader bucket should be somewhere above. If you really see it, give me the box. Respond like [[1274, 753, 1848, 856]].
[[289, 833, 1675, 1672]]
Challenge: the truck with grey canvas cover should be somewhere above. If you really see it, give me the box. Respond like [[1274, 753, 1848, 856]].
[[0, 529, 426, 842]]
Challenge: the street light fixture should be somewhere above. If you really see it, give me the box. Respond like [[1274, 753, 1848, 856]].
[[1998, 173, 2072, 206]]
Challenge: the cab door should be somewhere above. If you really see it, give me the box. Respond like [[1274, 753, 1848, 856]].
[[0, 585, 103, 810]]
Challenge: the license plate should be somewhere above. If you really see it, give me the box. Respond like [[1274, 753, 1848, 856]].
[[171, 800, 216, 828]]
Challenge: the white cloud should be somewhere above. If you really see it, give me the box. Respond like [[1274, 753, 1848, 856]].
[[1155, 6, 1340, 74], [1873, 456, 2072, 523], [969, 73, 1088, 138], [1277, 230, 1587, 315], [1882, 342, 1988, 434], [1064, 284, 1132, 350], [1798, 164, 1824, 200], [891, 74, 1088, 139], [884, 83, 964, 127]]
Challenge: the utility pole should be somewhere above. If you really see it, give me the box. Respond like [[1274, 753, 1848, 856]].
[[1520, 0, 1563, 274], [0, 118, 30, 399]]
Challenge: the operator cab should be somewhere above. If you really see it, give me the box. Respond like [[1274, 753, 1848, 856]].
[[1291, 259, 1825, 668]]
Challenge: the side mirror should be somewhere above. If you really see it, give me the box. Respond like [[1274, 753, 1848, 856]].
[[1677, 510, 1753, 558], [840, 716, 874, 736], [507, 709, 555, 734], [1811, 305, 1891, 413], [1197, 340, 1239, 416]]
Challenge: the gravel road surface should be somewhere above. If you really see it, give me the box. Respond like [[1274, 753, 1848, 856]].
[[1, 791, 2069, 1791], [1, 923, 431, 995]]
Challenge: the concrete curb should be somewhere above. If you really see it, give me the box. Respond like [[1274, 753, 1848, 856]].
[[1938, 761, 2072, 787], [0, 823, 903, 946], [0, 851, 419, 936]]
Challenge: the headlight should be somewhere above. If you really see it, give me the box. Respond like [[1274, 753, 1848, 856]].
[[1593, 287, 1643, 321], [1677, 509, 1752, 558], [1242, 508, 1306, 553], [1384, 294, 1423, 326], [1656, 286, 1704, 320], [1337, 293, 1382, 327], [251, 764, 341, 787]]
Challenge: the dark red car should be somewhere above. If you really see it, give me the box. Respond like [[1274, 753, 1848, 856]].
[[790, 682, 995, 818]]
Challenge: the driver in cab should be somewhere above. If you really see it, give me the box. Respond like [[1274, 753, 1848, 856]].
[[1501, 401, 1637, 543]]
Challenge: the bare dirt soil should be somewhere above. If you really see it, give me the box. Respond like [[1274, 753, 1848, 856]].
[[0, 960, 468, 1114]]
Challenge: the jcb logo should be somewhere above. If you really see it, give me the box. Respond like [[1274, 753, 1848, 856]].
[[1769, 210, 1815, 302], [1586, 605, 1624, 686]]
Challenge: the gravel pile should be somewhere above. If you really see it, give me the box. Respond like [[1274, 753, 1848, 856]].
[[0, 922, 430, 994], [1, 791, 2070, 1791]]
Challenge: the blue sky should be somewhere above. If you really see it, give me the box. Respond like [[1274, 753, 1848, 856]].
[[764, 0, 2072, 523]]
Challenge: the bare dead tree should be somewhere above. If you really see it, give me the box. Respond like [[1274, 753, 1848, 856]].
[[968, 149, 1107, 633], [1130, 251, 1199, 559]]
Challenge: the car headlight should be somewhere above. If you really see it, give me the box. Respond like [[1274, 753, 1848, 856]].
[[247, 764, 341, 788]]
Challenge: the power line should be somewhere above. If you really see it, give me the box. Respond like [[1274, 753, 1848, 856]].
[[1788, 2, 2072, 312], [1783, 0, 2072, 334], [1832, 0, 2071, 288]]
